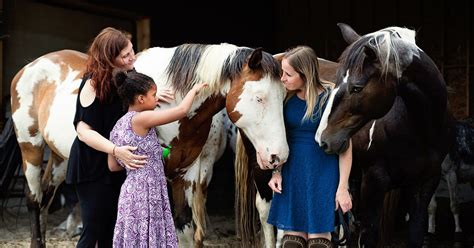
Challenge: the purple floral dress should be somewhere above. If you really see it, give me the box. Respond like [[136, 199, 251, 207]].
[[110, 111, 178, 248]]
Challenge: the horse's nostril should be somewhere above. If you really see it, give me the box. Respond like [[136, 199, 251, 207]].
[[270, 154, 280, 165], [320, 141, 328, 151]]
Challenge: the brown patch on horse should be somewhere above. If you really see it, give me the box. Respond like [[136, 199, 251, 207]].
[[164, 95, 226, 179], [318, 58, 339, 83], [18, 142, 44, 172], [55, 50, 87, 81], [226, 65, 264, 123]]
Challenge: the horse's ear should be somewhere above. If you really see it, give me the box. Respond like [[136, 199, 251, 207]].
[[363, 44, 377, 62], [273, 52, 285, 63], [248, 47, 263, 70], [337, 23, 360, 44]]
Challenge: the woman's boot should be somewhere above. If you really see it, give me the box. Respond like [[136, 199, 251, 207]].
[[307, 237, 333, 248], [282, 234, 306, 248]]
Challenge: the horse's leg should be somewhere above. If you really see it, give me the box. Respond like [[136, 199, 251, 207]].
[[254, 169, 274, 248], [445, 169, 462, 233], [37, 153, 66, 238], [255, 191, 274, 248], [18, 142, 45, 248], [407, 173, 440, 248], [427, 195, 437, 234], [358, 166, 390, 248], [171, 176, 194, 248]]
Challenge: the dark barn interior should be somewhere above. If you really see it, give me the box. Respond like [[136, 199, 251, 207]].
[[0, 0, 473, 247]]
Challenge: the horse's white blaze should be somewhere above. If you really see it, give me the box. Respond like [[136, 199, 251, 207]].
[[315, 70, 349, 144], [45, 69, 82, 157], [315, 88, 340, 144], [255, 191, 274, 248], [233, 76, 288, 166], [13, 58, 61, 145], [25, 161, 43, 202], [367, 120, 376, 150]]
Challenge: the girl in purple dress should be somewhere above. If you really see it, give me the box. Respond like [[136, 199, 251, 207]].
[[108, 71, 207, 247]]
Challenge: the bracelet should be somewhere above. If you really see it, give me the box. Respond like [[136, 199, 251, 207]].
[[272, 167, 281, 174], [112, 145, 117, 156]]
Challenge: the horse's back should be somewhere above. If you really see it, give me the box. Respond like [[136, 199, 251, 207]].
[[11, 49, 87, 158]]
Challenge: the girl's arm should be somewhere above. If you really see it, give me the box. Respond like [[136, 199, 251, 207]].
[[134, 83, 208, 129], [335, 139, 353, 213], [108, 153, 124, 171]]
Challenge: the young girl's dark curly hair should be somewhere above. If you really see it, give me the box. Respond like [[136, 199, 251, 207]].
[[114, 70, 156, 108]]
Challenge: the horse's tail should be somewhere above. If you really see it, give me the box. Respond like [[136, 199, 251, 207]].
[[234, 130, 259, 246], [192, 159, 207, 245]]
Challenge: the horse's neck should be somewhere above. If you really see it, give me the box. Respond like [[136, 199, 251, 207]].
[[399, 52, 449, 140]]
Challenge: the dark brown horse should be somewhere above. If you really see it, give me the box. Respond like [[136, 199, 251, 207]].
[[316, 23, 450, 247]]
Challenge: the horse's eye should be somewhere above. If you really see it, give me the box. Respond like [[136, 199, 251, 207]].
[[350, 85, 363, 94]]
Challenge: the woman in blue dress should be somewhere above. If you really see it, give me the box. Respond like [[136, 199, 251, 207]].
[[267, 46, 353, 248]]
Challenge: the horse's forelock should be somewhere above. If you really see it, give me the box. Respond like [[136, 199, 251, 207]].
[[338, 27, 419, 83], [223, 48, 281, 82]]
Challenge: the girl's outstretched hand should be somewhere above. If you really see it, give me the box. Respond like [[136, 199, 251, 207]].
[[193, 82, 209, 93], [156, 89, 175, 106]]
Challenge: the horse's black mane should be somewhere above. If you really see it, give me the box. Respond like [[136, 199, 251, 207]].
[[222, 48, 281, 82], [166, 44, 281, 95]]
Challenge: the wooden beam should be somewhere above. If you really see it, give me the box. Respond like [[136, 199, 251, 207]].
[[136, 18, 150, 52]]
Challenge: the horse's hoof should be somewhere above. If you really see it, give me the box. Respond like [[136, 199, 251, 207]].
[[422, 232, 436, 248], [453, 231, 464, 248]]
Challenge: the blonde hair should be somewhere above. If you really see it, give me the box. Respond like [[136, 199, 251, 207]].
[[283, 46, 332, 121]]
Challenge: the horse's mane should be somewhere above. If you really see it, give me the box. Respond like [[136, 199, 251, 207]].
[[337, 27, 420, 81], [166, 43, 281, 96]]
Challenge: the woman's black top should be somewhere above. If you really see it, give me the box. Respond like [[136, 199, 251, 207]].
[[66, 75, 126, 184]]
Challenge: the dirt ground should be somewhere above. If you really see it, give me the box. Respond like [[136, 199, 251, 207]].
[[0, 197, 240, 248], [1, 150, 473, 248]]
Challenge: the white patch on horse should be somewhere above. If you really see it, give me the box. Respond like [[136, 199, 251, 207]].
[[315, 70, 348, 144], [367, 120, 376, 150], [177, 223, 194, 248], [12, 58, 61, 146], [255, 191, 274, 248], [232, 75, 288, 167], [195, 44, 237, 94], [25, 161, 43, 202], [45, 69, 83, 157], [51, 160, 68, 186]]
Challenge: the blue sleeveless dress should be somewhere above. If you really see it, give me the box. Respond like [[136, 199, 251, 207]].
[[267, 94, 339, 234]]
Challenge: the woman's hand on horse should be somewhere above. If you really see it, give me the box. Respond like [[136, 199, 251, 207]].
[[156, 89, 175, 106], [335, 188, 352, 213], [268, 172, 282, 194], [115, 145, 147, 170]]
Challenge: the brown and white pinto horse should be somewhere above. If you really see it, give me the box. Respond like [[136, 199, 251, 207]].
[[10, 44, 289, 247], [234, 57, 339, 248]]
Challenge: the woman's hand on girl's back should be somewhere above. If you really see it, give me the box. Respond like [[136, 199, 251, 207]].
[[114, 145, 147, 170]]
